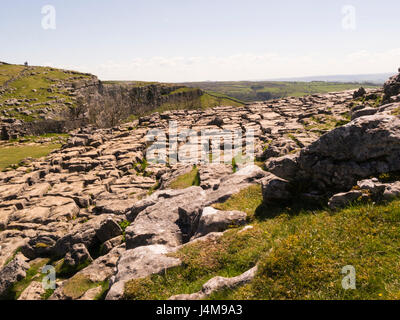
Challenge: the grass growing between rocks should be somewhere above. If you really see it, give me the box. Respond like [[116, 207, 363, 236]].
[[55, 259, 92, 279], [0, 143, 61, 171], [169, 166, 200, 189], [5, 258, 50, 300], [303, 115, 351, 134], [124, 185, 400, 300], [61, 274, 109, 300]]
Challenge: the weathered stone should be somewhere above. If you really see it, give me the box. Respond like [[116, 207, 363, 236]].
[[296, 115, 400, 193], [353, 87, 366, 99], [0, 207, 14, 229], [261, 173, 292, 203], [0, 184, 26, 200], [383, 72, 400, 102], [351, 107, 377, 120], [50, 246, 124, 300], [18, 281, 46, 300], [54, 215, 123, 257], [205, 165, 268, 205], [262, 139, 298, 160], [328, 191, 365, 209], [95, 218, 123, 243], [20, 232, 60, 259], [106, 245, 181, 300], [193, 207, 247, 239], [265, 153, 299, 180], [125, 187, 207, 249], [198, 164, 232, 190], [101, 235, 124, 255], [64, 243, 93, 267], [0, 254, 30, 298]]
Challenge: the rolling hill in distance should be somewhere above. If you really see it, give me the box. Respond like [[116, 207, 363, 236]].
[[182, 79, 381, 102]]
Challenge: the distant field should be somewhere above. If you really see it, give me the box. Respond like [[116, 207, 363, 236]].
[[0, 144, 61, 171], [182, 81, 381, 102], [150, 91, 244, 114]]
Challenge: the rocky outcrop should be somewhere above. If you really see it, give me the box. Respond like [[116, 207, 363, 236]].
[[383, 71, 400, 103], [0, 254, 30, 298], [298, 115, 400, 191], [106, 245, 181, 300], [263, 112, 400, 205], [125, 187, 207, 249]]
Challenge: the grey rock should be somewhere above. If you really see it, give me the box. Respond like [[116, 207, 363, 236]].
[[193, 207, 247, 239], [205, 165, 268, 205], [0, 254, 30, 298], [296, 115, 400, 193], [106, 245, 181, 300], [261, 173, 292, 203], [328, 191, 365, 209], [55, 215, 123, 257], [353, 87, 366, 99], [64, 243, 93, 267], [351, 107, 377, 120], [265, 153, 299, 180], [95, 218, 122, 243], [18, 281, 46, 300], [125, 187, 207, 249], [198, 164, 232, 190], [20, 232, 60, 259]]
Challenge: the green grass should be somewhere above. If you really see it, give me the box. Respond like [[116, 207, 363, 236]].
[[0, 64, 92, 121], [55, 259, 92, 279], [0, 64, 25, 86], [169, 166, 200, 189], [61, 274, 109, 300], [4, 258, 50, 300], [392, 107, 400, 116], [214, 185, 262, 220], [11, 133, 69, 144], [303, 115, 351, 133], [182, 81, 380, 102], [124, 185, 400, 300], [0, 143, 61, 171]]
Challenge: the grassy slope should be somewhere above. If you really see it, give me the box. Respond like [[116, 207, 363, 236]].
[[0, 63, 245, 123], [124, 185, 400, 300], [0, 64, 92, 121], [183, 81, 381, 102]]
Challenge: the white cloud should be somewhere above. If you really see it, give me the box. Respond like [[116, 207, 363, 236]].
[[45, 48, 400, 82]]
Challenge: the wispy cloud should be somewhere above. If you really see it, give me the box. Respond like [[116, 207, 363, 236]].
[[46, 49, 400, 82]]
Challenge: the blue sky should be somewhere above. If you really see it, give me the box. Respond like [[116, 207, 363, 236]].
[[1, 0, 399, 81]]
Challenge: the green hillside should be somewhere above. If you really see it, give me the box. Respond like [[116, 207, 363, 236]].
[[0, 63, 95, 122], [182, 81, 381, 102]]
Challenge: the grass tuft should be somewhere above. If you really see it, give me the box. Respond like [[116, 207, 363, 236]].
[[169, 166, 200, 189]]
